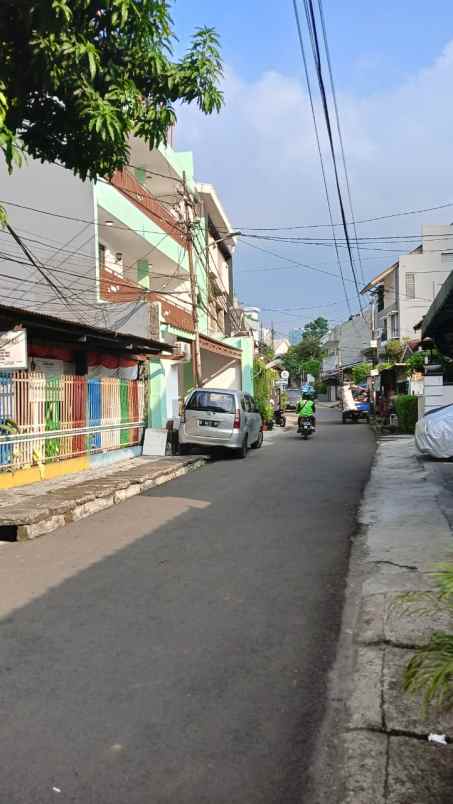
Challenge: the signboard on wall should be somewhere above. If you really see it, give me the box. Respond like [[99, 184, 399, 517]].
[[0, 329, 27, 370], [29, 357, 75, 376], [149, 302, 161, 340]]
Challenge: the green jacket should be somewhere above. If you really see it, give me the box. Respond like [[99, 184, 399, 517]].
[[297, 399, 314, 416]]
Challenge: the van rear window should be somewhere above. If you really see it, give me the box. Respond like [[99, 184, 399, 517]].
[[187, 391, 235, 414]]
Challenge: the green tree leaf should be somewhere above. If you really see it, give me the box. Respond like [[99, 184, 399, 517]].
[[0, 0, 224, 179]]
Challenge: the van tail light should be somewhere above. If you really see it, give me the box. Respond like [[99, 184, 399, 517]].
[[233, 409, 241, 429]]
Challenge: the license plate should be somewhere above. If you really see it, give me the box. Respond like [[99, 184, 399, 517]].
[[199, 419, 218, 427]]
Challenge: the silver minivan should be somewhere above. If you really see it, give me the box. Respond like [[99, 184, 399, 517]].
[[179, 388, 263, 458]]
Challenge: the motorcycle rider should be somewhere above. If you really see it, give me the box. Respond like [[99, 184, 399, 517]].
[[297, 392, 316, 432]]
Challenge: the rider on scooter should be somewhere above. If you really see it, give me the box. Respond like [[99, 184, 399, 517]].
[[297, 392, 316, 432]]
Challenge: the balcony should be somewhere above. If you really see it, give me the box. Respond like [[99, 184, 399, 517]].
[[110, 170, 186, 249]]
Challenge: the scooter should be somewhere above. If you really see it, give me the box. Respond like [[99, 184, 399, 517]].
[[299, 418, 314, 440], [273, 409, 287, 427]]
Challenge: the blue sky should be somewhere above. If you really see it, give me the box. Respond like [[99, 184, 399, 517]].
[[171, 1, 453, 336]]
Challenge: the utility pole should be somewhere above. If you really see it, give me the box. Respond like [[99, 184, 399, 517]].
[[182, 172, 202, 387], [271, 321, 275, 351]]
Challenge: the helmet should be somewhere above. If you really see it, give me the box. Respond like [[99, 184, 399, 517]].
[[302, 392, 310, 400]]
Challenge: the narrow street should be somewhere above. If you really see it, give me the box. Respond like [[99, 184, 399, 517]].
[[0, 409, 375, 804]]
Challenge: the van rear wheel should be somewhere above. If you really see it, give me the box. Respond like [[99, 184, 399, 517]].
[[237, 435, 248, 458], [251, 430, 264, 449]]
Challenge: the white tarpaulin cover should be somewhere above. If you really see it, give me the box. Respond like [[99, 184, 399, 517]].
[[415, 404, 453, 459], [341, 384, 357, 412]]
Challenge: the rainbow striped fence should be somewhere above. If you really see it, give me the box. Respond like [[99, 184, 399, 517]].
[[0, 372, 145, 471]]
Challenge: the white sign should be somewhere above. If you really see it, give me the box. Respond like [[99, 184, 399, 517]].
[[142, 428, 168, 457], [0, 329, 27, 370], [280, 370, 289, 381], [275, 380, 288, 389]]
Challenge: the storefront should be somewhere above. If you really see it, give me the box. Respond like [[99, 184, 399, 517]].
[[0, 304, 171, 487]]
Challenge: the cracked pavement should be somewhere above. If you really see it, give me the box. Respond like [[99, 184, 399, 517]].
[[340, 437, 453, 804]]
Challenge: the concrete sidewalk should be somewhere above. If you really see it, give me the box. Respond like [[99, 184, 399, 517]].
[[0, 454, 208, 541], [341, 437, 453, 803]]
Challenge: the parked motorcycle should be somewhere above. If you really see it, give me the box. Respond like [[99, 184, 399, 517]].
[[273, 409, 287, 427]]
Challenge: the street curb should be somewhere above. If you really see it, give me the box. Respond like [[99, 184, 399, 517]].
[[309, 438, 453, 804], [1, 457, 208, 541]]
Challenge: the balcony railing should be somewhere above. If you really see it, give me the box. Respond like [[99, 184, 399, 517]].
[[110, 170, 187, 249]]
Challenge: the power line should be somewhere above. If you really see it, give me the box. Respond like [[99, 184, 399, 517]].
[[316, 0, 365, 284], [238, 237, 357, 284], [301, 0, 363, 313], [292, 0, 351, 315], [224, 200, 453, 232]]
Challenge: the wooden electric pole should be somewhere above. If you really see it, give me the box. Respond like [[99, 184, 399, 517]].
[[182, 172, 202, 387]]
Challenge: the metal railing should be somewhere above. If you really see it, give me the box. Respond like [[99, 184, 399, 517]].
[[0, 373, 145, 471]]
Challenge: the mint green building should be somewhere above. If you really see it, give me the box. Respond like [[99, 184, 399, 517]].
[[93, 138, 254, 429]]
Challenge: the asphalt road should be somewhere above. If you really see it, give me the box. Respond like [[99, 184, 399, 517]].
[[0, 408, 375, 804]]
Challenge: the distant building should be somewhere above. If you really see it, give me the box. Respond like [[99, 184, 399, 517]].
[[274, 338, 290, 356], [289, 328, 304, 346], [362, 224, 453, 354], [321, 313, 371, 401]]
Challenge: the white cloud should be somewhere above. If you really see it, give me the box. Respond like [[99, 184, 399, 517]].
[[175, 44, 453, 320]]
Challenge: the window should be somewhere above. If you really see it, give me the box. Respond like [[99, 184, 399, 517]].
[[381, 319, 388, 342], [137, 259, 149, 289], [245, 395, 257, 412], [390, 313, 399, 339], [134, 166, 146, 185], [441, 252, 453, 265], [186, 391, 235, 414], [377, 286, 384, 312], [405, 272, 415, 299]]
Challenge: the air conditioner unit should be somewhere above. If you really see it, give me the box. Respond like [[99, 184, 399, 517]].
[[174, 341, 192, 362]]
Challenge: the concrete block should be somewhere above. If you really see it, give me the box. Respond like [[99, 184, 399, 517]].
[[348, 646, 384, 730], [383, 647, 453, 735], [387, 736, 453, 804], [17, 514, 66, 540], [113, 485, 141, 504], [364, 565, 436, 596], [384, 595, 453, 648], [356, 594, 385, 645], [341, 731, 387, 804], [69, 496, 115, 522]]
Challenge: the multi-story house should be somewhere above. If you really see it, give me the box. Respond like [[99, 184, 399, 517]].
[[321, 314, 371, 401], [361, 224, 453, 352], [0, 137, 253, 485]]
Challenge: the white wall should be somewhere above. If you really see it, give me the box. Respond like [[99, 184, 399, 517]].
[[0, 158, 150, 338], [163, 360, 181, 419], [201, 350, 242, 390], [398, 252, 450, 338], [421, 374, 453, 414]]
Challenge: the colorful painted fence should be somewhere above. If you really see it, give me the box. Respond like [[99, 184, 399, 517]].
[[0, 372, 145, 471]]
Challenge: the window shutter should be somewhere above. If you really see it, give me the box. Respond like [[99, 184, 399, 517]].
[[137, 259, 150, 289], [405, 272, 415, 299], [134, 167, 146, 185]]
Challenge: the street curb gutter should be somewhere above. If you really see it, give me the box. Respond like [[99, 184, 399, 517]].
[[0, 456, 208, 542], [307, 436, 453, 804]]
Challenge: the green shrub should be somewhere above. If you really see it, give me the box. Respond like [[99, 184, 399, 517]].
[[253, 358, 277, 421], [352, 362, 372, 385], [397, 563, 453, 711], [394, 394, 418, 433]]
